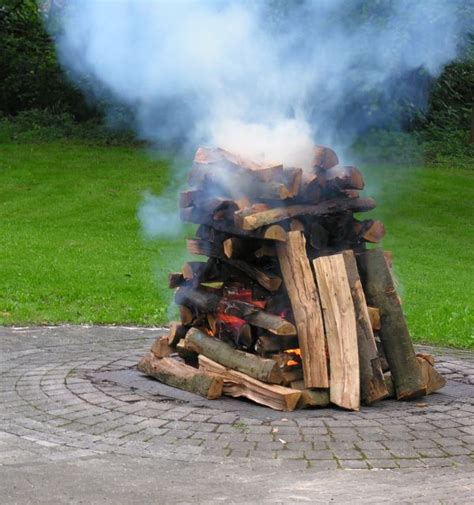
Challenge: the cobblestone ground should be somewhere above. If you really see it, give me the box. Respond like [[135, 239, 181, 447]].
[[1, 326, 473, 503]]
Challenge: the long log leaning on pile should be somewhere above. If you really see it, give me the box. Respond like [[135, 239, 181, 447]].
[[198, 356, 301, 411], [138, 353, 223, 400], [185, 328, 283, 384], [342, 250, 388, 404], [313, 254, 360, 411], [235, 197, 376, 231], [276, 231, 329, 388], [356, 249, 426, 400]]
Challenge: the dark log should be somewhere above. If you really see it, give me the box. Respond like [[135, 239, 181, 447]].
[[236, 197, 376, 231], [167, 322, 189, 346], [354, 219, 386, 244], [168, 272, 185, 289], [342, 250, 388, 405], [176, 340, 199, 367], [138, 354, 223, 399], [223, 259, 282, 292], [175, 286, 221, 313], [313, 254, 360, 411], [276, 231, 329, 388], [178, 305, 194, 325], [320, 165, 364, 191], [356, 248, 426, 400], [198, 355, 301, 411], [185, 328, 283, 384], [254, 335, 300, 355]]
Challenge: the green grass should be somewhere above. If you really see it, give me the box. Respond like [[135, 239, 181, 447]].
[[0, 141, 473, 348]]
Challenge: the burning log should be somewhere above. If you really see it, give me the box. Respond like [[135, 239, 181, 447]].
[[138, 354, 223, 400], [313, 254, 360, 411], [198, 356, 301, 411], [276, 231, 329, 388], [185, 328, 283, 384], [254, 335, 300, 355], [357, 249, 426, 400]]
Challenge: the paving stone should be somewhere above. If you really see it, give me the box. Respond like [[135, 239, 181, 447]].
[[338, 459, 369, 469]]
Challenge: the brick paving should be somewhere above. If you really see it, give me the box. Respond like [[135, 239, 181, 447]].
[[1, 325, 473, 477]]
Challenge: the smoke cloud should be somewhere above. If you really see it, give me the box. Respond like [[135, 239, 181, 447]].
[[54, 0, 468, 163]]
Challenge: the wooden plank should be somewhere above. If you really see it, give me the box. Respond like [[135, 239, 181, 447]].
[[198, 356, 301, 411], [356, 249, 426, 400], [185, 328, 283, 384], [137, 354, 223, 399], [276, 231, 328, 388], [342, 250, 388, 404], [313, 254, 360, 410]]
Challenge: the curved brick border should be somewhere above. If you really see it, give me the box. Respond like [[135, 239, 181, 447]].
[[0, 326, 473, 471]]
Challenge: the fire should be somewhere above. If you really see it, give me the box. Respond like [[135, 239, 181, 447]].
[[284, 348, 302, 367]]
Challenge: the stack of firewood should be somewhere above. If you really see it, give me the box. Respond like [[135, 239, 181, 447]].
[[138, 145, 445, 411]]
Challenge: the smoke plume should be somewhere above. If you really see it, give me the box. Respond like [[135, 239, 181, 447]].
[[54, 0, 468, 162]]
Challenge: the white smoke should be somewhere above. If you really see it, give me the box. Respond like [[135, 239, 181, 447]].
[[54, 0, 467, 164]]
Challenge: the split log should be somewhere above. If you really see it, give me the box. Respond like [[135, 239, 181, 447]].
[[417, 356, 446, 394], [276, 231, 329, 388], [151, 335, 174, 358], [290, 380, 330, 408], [280, 367, 304, 385], [181, 261, 208, 281], [354, 219, 386, 244], [254, 335, 300, 355], [167, 322, 189, 346], [313, 254, 360, 411], [185, 328, 283, 384], [198, 356, 301, 411], [320, 165, 364, 192], [342, 250, 388, 404], [356, 248, 426, 400], [313, 145, 339, 170], [236, 197, 376, 231], [300, 173, 321, 203], [187, 239, 222, 258], [138, 353, 223, 400]]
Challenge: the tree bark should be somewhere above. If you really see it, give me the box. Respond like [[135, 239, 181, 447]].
[[138, 354, 223, 400], [185, 328, 283, 384], [356, 248, 426, 400]]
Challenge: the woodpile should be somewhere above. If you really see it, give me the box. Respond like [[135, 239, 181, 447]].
[[138, 145, 445, 411]]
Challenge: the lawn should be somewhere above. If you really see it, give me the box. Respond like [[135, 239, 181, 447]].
[[0, 141, 472, 348]]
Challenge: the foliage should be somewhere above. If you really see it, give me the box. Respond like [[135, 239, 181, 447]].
[[0, 109, 140, 146]]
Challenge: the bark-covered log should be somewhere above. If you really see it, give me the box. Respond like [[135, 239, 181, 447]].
[[185, 328, 283, 384], [254, 335, 300, 355], [138, 354, 223, 399], [236, 197, 376, 231], [276, 231, 329, 388], [175, 287, 221, 313], [290, 380, 330, 408], [246, 311, 296, 336], [356, 248, 426, 400]]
